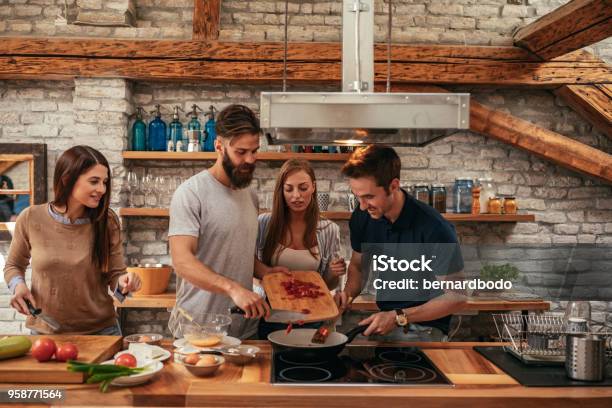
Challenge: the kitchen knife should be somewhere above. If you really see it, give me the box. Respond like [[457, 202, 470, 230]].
[[230, 306, 310, 323], [24, 299, 61, 331]]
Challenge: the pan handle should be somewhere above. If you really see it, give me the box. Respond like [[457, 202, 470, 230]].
[[344, 325, 368, 342]]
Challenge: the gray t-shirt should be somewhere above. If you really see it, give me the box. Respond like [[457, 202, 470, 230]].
[[167, 170, 259, 339]]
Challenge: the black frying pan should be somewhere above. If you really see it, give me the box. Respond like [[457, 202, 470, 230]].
[[267, 325, 367, 359]]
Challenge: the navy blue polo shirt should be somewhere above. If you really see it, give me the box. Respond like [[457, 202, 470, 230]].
[[349, 189, 464, 333]]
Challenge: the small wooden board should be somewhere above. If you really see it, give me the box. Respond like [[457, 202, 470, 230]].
[[262, 271, 339, 324], [0, 335, 122, 384]]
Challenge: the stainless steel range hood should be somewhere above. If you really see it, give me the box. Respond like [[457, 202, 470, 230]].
[[260, 0, 470, 146]]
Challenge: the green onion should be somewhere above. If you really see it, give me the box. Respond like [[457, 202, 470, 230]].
[[67, 361, 145, 392]]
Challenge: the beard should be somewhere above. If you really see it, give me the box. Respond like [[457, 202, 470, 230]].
[[222, 151, 255, 189]]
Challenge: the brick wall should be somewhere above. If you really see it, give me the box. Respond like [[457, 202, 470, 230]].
[[0, 0, 193, 38]]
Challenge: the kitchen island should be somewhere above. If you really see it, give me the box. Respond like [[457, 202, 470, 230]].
[[2, 338, 611, 407]]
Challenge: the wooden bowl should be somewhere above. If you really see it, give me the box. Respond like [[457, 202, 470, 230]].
[[128, 264, 173, 296]]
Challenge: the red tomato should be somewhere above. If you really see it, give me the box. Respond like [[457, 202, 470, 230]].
[[31, 338, 57, 362], [56, 343, 78, 362], [114, 353, 137, 368]]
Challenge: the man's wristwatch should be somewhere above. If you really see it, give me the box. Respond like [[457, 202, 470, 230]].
[[395, 309, 409, 333]]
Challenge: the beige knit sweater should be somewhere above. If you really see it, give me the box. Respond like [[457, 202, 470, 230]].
[[3, 204, 126, 334]]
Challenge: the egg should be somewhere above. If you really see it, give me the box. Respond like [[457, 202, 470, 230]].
[[183, 353, 200, 365], [196, 355, 218, 366]]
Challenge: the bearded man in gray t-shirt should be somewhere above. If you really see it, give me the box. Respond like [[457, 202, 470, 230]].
[[168, 104, 285, 339]]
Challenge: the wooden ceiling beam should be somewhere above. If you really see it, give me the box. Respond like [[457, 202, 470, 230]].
[[0, 37, 600, 62], [0, 56, 609, 87], [554, 84, 612, 138], [193, 0, 220, 41], [513, 1, 612, 139], [469, 100, 612, 183], [387, 84, 612, 184], [514, 0, 612, 60], [1, 37, 608, 86]]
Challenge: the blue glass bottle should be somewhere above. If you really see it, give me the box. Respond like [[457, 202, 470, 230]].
[[169, 106, 184, 152], [187, 104, 203, 146], [131, 107, 147, 151], [203, 105, 218, 152], [148, 104, 167, 151]]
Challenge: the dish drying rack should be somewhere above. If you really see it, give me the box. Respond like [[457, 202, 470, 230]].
[[492, 313, 612, 365]]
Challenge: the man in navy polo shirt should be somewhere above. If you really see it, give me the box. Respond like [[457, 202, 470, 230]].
[[335, 145, 466, 340]]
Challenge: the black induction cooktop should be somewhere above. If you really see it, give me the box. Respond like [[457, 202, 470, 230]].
[[271, 346, 453, 386]]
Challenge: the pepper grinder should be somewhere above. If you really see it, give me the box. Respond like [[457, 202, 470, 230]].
[[471, 184, 481, 214]]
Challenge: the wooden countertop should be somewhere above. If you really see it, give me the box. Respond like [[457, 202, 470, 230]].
[[4, 340, 610, 407], [116, 293, 550, 312]]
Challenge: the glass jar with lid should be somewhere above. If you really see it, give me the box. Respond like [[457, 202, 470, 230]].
[[503, 196, 517, 214], [478, 178, 494, 213], [413, 184, 430, 205], [453, 178, 473, 213], [431, 184, 447, 213], [488, 196, 502, 214]]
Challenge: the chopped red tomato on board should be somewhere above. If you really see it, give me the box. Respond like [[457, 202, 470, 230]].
[[280, 279, 324, 299], [285, 322, 293, 334]]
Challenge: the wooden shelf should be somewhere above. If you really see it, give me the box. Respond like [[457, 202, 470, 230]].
[[122, 151, 351, 161], [443, 213, 535, 222], [119, 208, 534, 222], [115, 291, 549, 312]]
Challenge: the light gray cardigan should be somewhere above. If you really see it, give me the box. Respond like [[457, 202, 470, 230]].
[[256, 212, 341, 280]]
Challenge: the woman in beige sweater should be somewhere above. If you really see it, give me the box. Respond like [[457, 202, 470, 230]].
[[4, 146, 141, 335]]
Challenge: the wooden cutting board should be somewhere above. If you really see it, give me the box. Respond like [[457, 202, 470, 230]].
[[262, 271, 339, 323], [0, 335, 122, 384]]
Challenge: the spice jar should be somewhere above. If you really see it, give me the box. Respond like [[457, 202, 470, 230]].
[[488, 197, 502, 214], [503, 196, 517, 214], [413, 184, 430, 205], [431, 184, 447, 213]]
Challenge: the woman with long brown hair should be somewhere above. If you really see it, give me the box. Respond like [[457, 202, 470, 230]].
[[4, 145, 140, 335], [255, 159, 346, 338]]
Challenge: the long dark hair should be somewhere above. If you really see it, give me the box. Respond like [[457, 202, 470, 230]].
[[262, 159, 321, 266], [52, 146, 112, 270]]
